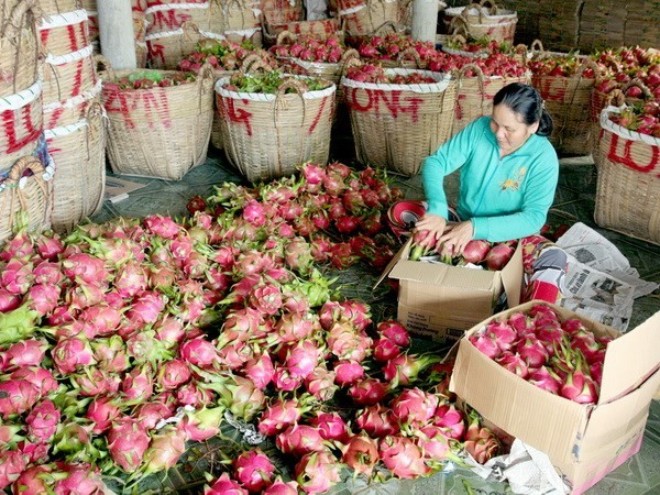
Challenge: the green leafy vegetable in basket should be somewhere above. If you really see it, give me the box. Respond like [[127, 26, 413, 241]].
[[224, 71, 332, 94]]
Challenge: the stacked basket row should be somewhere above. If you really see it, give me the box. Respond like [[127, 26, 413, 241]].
[[1, 0, 53, 244], [38, 0, 106, 232]]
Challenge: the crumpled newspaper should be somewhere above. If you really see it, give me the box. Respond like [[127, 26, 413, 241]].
[[468, 439, 570, 495]]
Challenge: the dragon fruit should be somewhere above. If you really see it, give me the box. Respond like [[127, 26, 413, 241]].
[[308, 412, 350, 443], [92, 336, 130, 374], [382, 353, 442, 387], [1, 259, 34, 295], [107, 417, 150, 473], [86, 396, 121, 434], [127, 291, 166, 326], [25, 284, 60, 315], [179, 337, 219, 369], [70, 368, 121, 397], [121, 365, 154, 402], [379, 435, 430, 479], [3, 339, 48, 369], [52, 461, 105, 495], [242, 353, 275, 390], [372, 337, 402, 362], [295, 451, 341, 495], [180, 406, 223, 442], [484, 241, 515, 271], [61, 253, 109, 286], [433, 402, 466, 440], [233, 449, 276, 493], [273, 312, 316, 343], [341, 433, 379, 476], [10, 367, 58, 396], [464, 412, 501, 464], [483, 321, 518, 352], [157, 359, 192, 390], [469, 333, 501, 359], [142, 426, 188, 475], [262, 477, 299, 495], [248, 284, 283, 316], [527, 366, 562, 395], [355, 404, 400, 438], [276, 424, 326, 457], [25, 399, 60, 442], [204, 472, 248, 495], [143, 215, 181, 239], [0, 289, 21, 312], [461, 240, 491, 264], [333, 360, 365, 387], [273, 367, 304, 393], [52, 336, 97, 375], [0, 449, 26, 490], [348, 378, 389, 406], [113, 261, 148, 298], [135, 400, 175, 431], [495, 352, 529, 379], [10, 464, 52, 495], [376, 320, 410, 347], [0, 380, 40, 418], [326, 322, 372, 362], [390, 387, 439, 426], [176, 382, 214, 408], [516, 336, 549, 367], [257, 395, 316, 437], [285, 341, 323, 379], [304, 366, 339, 402]]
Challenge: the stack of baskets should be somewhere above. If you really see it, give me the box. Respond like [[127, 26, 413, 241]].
[[341, 67, 456, 176], [101, 62, 214, 180], [38, 0, 106, 232], [81, 0, 148, 68], [261, 0, 306, 46], [594, 104, 660, 245], [215, 69, 336, 183], [528, 44, 599, 155], [1, 0, 53, 244], [338, 0, 402, 45], [444, 0, 517, 44]]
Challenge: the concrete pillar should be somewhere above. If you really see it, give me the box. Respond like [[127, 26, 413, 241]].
[[411, 0, 439, 43], [97, 1, 137, 70]]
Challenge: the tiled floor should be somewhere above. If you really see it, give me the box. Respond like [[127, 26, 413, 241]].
[[91, 132, 660, 494]]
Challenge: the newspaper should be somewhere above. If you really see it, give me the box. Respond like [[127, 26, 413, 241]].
[[556, 223, 659, 331]]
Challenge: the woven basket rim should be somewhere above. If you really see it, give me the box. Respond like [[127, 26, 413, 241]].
[[341, 69, 452, 92], [600, 105, 660, 147], [214, 76, 337, 100], [445, 5, 516, 20]]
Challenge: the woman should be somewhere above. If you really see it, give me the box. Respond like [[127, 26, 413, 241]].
[[416, 82, 565, 303], [416, 82, 558, 253]]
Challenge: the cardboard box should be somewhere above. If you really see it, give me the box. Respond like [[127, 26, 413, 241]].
[[450, 301, 660, 495], [374, 239, 523, 342]]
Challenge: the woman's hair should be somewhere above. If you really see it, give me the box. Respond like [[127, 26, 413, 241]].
[[493, 83, 553, 137]]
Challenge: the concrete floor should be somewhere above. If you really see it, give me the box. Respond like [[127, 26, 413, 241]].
[[91, 132, 660, 494]]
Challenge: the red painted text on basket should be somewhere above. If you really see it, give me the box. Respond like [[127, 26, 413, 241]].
[[147, 43, 167, 66], [534, 78, 567, 103], [149, 10, 193, 32], [40, 22, 89, 53], [603, 130, 660, 177], [103, 89, 173, 130], [345, 88, 424, 123], [307, 95, 329, 135], [218, 98, 253, 136], [1, 108, 41, 155]]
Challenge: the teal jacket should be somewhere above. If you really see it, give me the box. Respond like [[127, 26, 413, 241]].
[[421, 116, 559, 242]]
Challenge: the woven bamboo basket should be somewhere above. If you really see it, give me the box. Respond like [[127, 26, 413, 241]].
[[529, 48, 599, 156], [0, 155, 54, 245], [0, 80, 44, 174], [215, 74, 336, 183], [46, 102, 106, 232], [452, 63, 530, 136], [339, 0, 402, 44], [261, 6, 304, 46], [445, 0, 517, 43], [264, 17, 341, 46], [43, 78, 101, 130], [43, 44, 97, 102], [38, 9, 90, 57], [0, 0, 41, 98], [341, 68, 456, 176], [38, 0, 80, 15], [101, 63, 214, 180], [594, 105, 660, 245]]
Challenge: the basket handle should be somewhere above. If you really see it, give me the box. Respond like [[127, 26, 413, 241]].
[[274, 78, 308, 136], [84, 101, 107, 215], [5, 156, 51, 233], [275, 30, 297, 46], [94, 54, 115, 81], [182, 20, 203, 42], [621, 78, 653, 100], [456, 63, 486, 108], [604, 88, 626, 108], [528, 39, 545, 60], [575, 58, 601, 80], [397, 47, 423, 69], [372, 20, 398, 36], [2, 0, 41, 40], [340, 48, 361, 71], [219, 0, 247, 31], [477, 0, 499, 15], [240, 53, 272, 74], [449, 16, 470, 38]]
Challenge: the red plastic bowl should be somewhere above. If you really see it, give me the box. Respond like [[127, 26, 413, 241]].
[[387, 200, 427, 236]]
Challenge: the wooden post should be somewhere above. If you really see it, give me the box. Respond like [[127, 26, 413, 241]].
[[411, 0, 439, 43], [97, 0, 137, 70]]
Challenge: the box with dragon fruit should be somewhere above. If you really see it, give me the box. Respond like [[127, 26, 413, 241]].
[[374, 237, 523, 342], [450, 301, 660, 495]]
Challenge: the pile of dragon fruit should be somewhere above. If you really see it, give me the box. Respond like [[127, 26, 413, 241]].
[[0, 162, 507, 494], [469, 304, 612, 405], [408, 230, 517, 271]]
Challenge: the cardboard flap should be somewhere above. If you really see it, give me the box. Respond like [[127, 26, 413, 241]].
[[390, 259, 496, 289], [373, 238, 412, 289], [502, 242, 523, 307], [599, 311, 660, 404]]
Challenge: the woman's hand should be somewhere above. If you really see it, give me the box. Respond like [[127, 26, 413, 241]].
[[414, 213, 447, 248], [438, 220, 474, 256]]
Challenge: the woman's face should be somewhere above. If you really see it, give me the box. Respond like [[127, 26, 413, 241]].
[[490, 104, 539, 155]]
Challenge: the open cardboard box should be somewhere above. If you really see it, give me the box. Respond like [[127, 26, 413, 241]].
[[374, 238, 523, 342], [450, 301, 660, 495]]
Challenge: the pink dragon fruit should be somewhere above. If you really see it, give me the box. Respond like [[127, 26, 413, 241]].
[[285, 341, 323, 379], [382, 353, 442, 387], [0, 449, 26, 490], [92, 336, 130, 374], [390, 387, 439, 426], [142, 426, 188, 475], [10, 464, 52, 495], [248, 284, 283, 316], [527, 366, 562, 395], [484, 321, 518, 352], [464, 412, 501, 464], [560, 354, 599, 404], [262, 477, 298, 495], [3, 339, 48, 369], [233, 448, 276, 493], [0, 380, 40, 418], [25, 399, 60, 442], [52, 461, 105, 495], [304, 366, 339, 402], [121, 365, 154, 402], [176, 382, 214, 408], [348, 378, 389, 406], [78, 305, 123, 338], [507, 311, 536, 337], [179, 337, 219, 369], [326, 322, 372, 362], [180, 406, 223, 442], [86, 396, 121, 434], [379, 435, 430, 479], [143, 215, 181, 239], [433, 402, 466, 440], [127, 291, 166, 326], [257, 395, 316, 437], [273, 367, 304, 393], [0, 289, 21, 312], [273, 312, 316, 343], [377, 320, 410, 347], [25, 284, 60, 316], [495, 352, 529, 379], [157, 359, 192, 390], [113, 261, 148, 298], [70, 368, 121, 397], [333, 360, 365, 387], [107, 417, 150, 473], [416, 425, 464, 465], [52, 336, 97, 374], [135, 400, 176, 431], [1, 259, 34, 295], [516, 336, 549, 367], [204, 472, 247, 495], [61, 253, 109, 286], [372, 337, 402, 362], [308, 412, 350, 443], [10, 367, 58, 396], [242, 353, 275, 389], [355, 404, 400, 438], [276, 424, 326, 457], [341, 433, 379, 476], [295, 451, 341, 495], [469, 333, 501, 359]]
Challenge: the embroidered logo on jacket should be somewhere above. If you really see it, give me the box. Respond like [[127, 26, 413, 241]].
[[500, 167, 527, 191]]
